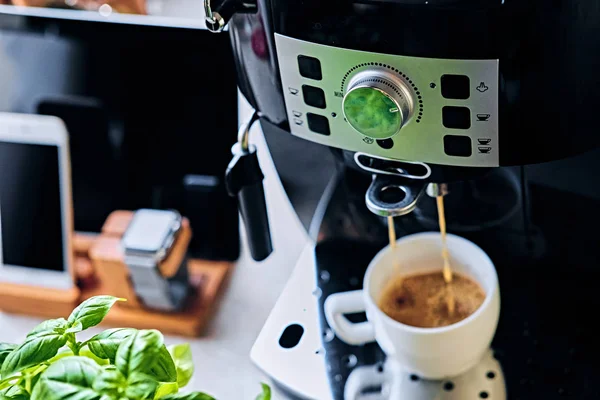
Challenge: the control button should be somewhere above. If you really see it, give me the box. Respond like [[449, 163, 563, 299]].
[[442, 106, 471, 129], [344, 87, 402, 139], [293, 118, 303, 126], [302, 85, 327, 109], [441, 75, 470, 100], [376, 138, 394, 149], [292, 110, 303, 118], [342, 71, 413, 139], [444, 135, 472, 157], [298, 55, 322, 81], [307, 113, 330, 135]]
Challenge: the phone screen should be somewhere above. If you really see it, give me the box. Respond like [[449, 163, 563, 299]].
[[0, 141, 65, 271], [38, 100, 122, 233]]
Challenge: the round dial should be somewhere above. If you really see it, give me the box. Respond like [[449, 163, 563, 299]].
[[342, 70, 414, 140]]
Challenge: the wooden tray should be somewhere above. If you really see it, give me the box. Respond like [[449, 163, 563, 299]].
[[0, 211, 233, 337]]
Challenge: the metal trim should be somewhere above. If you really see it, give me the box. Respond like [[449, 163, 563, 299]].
[[354, 152, 432, 180], [274, 34, 500, 167]]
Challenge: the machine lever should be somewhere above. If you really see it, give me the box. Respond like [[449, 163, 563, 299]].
[[225, 112, 273, 261], [365, 174, 427, 217], [204, 0, 257, 32]]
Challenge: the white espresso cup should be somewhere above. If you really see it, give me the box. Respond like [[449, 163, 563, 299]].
[[324, 232, 500, 379]]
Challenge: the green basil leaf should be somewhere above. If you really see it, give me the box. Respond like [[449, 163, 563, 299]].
[[162, 393, 215, 400], [48, 348, 74, 364], [67, 296, 123, 331], [26, 319, 69, 338], [92, 367, 126, 398], [85, 329, 137, 363], [30, 356, 101, 400], [255, 383, 271, 400], [0, 344, 17, 368], [65, 321, 83, 335], [167, 344, 192, 388], [0, 394, 23, 400], [124, 372, 158, 400], [149, 347, 177, 383], [115, 330, 163, 378], [153, 382, 178, 399], [78, 350, 108, 367], [1, 331, 67, 377], [0, 385, 29, 400]]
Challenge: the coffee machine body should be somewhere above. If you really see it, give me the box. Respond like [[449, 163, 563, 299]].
[[218, 1, 600, 399], [230, 0, 600, 178]]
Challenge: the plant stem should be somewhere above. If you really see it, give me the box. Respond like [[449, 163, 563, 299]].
[[67, 341, 78, 355], [66, 333, 80, 355], [0, 376, 23, 391]]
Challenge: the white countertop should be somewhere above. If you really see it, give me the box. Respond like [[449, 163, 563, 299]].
[[0, 96, 311, 399]]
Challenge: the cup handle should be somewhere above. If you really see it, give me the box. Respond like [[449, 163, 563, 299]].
[[344, 365, 388, 400], [324, 290, 375, 345]]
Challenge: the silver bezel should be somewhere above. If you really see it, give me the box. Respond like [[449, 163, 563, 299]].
[[342, 68, 415, 139]]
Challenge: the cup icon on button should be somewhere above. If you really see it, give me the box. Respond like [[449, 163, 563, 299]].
[[476, 82, 489, 93], [477, 114, 491, 122]]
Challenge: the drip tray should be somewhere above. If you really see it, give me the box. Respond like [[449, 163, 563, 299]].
[[315, 185, 600, 399]]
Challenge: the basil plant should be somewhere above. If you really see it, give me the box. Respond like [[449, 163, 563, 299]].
[[0, 296, 271, 400]]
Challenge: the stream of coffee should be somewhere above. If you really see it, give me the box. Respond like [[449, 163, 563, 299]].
[[436, 195, 455, 314], [387, 216, 400, 279], [386, 194, 455, 315]]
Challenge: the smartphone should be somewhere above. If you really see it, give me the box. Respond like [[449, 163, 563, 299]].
[[0, 112, 74, 289], [37, 97, 124, 233]]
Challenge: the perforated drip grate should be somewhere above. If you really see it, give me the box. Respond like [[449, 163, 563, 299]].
[[344, 351, 505, 399]]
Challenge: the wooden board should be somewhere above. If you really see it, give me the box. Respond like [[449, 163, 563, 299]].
[[0, 284, 79, 318], [85, 260, 231, 336], [0, 211, 234, 337]]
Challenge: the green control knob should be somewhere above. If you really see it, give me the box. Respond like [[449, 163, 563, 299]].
[[342, 71, 414, 140]]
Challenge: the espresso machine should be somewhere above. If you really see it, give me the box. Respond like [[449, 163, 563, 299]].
[[209, 0, 600, 398]]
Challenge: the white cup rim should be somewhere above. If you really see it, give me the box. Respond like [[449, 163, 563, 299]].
[[363, 231, 498, 335]]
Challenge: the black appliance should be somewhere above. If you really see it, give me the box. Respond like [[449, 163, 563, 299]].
[[206, 0, 600, 399], [0, 13, 240, 260]]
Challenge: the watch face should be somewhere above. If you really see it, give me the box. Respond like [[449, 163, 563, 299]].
[[122, 209, 179, 253]]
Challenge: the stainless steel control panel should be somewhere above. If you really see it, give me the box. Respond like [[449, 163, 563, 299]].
[[275, 34, 500, 167]]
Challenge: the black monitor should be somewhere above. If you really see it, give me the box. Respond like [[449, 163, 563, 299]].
[[0, 14, 240, 260], [0, 0, 204, 28]]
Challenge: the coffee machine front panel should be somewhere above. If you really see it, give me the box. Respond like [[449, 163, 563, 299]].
[[275, 34, 499, 168]]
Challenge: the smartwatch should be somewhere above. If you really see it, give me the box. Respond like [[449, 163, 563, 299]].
[[121, 209, 190, 311]]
